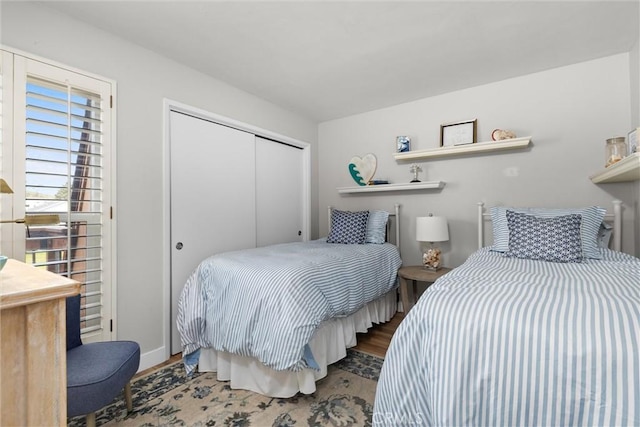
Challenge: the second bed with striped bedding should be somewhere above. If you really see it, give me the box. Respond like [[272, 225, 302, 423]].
[[374, 247, 640, 426]]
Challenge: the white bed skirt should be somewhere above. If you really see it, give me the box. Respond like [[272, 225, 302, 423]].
[[198, 288, 397, 397]]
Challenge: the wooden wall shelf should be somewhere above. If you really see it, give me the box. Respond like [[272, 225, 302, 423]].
[[589, 153, 640, 183], [337, 181, 445, 194], [393, 136, 532, 161]]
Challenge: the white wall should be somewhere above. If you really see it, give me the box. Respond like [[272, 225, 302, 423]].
[[1, 2, 318, 369], [319, 54, 637, 267]]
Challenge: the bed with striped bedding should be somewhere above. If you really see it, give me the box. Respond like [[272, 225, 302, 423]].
[[177, 238, 402, 377], [374, 247, 640, 426]]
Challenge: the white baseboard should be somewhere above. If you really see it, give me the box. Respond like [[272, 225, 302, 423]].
[[138, 346, 170, 372]]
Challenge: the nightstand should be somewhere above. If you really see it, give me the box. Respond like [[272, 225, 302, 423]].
[[398, 265, 452, 313]]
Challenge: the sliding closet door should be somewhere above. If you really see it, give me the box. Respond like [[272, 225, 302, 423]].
[[255, 137, 303, 247], [169, 111, 256, 354]]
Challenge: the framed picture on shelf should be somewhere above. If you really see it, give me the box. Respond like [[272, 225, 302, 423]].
[[440, 119, 477, 147], [396, 136, 411, 153]]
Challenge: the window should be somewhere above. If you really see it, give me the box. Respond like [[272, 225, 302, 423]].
[[1, 50, 114, 342]]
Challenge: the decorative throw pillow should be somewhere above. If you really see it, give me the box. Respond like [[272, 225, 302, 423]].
[[327, 210, 369, 244], [504, 211, 584, 263], [490, 205, 605, 259], [365, 210, 389, 244]]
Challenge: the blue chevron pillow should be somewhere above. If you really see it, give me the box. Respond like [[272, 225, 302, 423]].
[[327, 210, 369, 244], [504, 210, 584, 263]]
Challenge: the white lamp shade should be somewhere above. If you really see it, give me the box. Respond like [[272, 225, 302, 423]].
[[416, 216, 449, 242]]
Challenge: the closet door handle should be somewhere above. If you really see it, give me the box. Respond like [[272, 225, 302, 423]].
[[176, 242, 183, 250]]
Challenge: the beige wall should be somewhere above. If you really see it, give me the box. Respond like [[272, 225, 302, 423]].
[[319, 54, 637, 265]]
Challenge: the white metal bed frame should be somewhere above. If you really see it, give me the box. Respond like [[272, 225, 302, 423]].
[[477, 200, 622, 252]]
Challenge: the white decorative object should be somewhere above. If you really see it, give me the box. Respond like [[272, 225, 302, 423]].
[[348, 153, 377, 186], [409, 164, 422, 182], [491, 129, 517, 141], [416, 215, 449, 270]]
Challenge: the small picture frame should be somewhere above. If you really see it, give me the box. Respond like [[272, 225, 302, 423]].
[[440, 119, 477, 147], [628, 127, 638, 155], [396, 136, 411, 153]]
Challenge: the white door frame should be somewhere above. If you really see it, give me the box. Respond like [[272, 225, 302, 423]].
[[162, 99, 311, 360]]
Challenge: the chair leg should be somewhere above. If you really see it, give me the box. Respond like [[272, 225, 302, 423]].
[[86, 412, 96, 427], [125, 381, 133, 413]]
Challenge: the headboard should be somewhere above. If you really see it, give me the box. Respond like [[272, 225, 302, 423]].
[[477, 200, 622, 252], [328, 204, 401, 253]]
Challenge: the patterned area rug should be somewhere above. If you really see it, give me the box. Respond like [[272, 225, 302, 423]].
[[68, 349, 383, 427]]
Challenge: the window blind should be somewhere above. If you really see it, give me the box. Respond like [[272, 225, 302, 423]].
[[25, 76, 105, 335]]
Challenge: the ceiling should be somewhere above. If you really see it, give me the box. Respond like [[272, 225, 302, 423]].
[[40, 1, 639, 122]]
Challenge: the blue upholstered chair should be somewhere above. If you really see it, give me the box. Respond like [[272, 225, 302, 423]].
[[66, 295, 140, 427]]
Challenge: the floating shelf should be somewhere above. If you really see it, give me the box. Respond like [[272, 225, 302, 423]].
[[393, 136, 532, 161], [589, 152, 640, 183], [337, 181, 445, 194]]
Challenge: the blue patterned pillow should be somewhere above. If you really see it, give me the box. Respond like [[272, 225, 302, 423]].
[[365, 210, 389, 244], [504, 211, 584, 263], [327, 210, 369, 244], [490, 205, 605, 259]]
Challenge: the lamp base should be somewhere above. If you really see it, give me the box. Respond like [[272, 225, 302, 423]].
[[422, 247, 442, 270]]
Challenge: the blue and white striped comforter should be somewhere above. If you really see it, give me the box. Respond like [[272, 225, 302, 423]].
[[374, 247, 640, 426], [177, 239, 401, 375]]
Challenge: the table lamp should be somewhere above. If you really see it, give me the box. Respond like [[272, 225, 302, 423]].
[[0, 179, 13, 194], [416, 214, 449, 270]]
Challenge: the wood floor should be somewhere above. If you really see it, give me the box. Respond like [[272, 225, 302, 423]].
[[137, 311, 404, 379], [352, 311, 404, 358]]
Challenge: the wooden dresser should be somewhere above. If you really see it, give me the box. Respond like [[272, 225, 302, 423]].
[[0, 259, 80, 426]]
